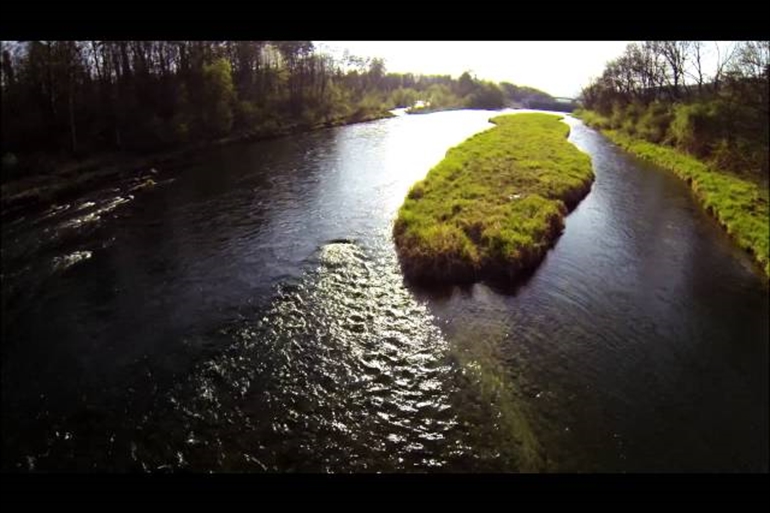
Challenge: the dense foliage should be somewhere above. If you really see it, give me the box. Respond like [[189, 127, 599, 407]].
[[579, 41, 769, 181], [0, 41, 560, 182]]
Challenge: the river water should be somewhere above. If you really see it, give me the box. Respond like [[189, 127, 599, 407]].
[[2, 110, 767, 472]]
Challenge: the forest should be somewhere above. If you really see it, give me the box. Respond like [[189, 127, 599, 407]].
[[0, 40, 560, 182]]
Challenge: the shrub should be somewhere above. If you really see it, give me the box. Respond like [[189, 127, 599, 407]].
[[669, 102, 718, 158], [637, 101, 673, 144]]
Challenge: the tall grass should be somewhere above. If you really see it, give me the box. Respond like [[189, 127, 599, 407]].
[[604, 130, 770, 276], [577, 108, 769, 276]]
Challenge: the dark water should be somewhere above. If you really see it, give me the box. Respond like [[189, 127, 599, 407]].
[[1, 111, 767, 472]]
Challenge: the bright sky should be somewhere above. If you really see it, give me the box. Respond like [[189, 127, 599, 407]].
[[316, 41, 633, 98]]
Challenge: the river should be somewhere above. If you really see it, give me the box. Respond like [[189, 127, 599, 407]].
[[1, 110, 767, 471]]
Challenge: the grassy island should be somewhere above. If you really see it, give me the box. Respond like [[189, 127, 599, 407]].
[[393, 113, 594, 283]]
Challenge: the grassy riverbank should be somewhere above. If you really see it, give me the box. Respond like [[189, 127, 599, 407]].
[[1, 110, 392, 221], [393, 113, 594, 283], [576, 110, 769, 277]]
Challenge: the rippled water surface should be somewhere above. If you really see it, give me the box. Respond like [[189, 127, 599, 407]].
[[2, 111, 767, 471]]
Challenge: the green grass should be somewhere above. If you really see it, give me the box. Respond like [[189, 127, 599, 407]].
[[572, 108, 611, 130], [393, 113, 594, 283], [606, 131, 770, 277], [576, 110, 770, 277]]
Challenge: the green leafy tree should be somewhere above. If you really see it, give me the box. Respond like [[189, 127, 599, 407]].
[[201, 58, 236, 138]]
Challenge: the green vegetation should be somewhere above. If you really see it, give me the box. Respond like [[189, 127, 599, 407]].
[[403, 76, 568, 115], [0, 41, 568, 216], [393, 113, 594, 283], [500, 82, 576, 111], [576, 41, 770, 276], [0, 43, 560, 182], [0, 42, 398, 184], [577, 109, 769, 276], [577, 40, 769, 276], [579, 41, 768, 181]]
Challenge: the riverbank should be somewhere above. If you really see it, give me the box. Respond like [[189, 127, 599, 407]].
[[576, 110, 769, 277], [393, 113, 594, 284], [1, 110, 393, 222], [406, 105, 466, 115]]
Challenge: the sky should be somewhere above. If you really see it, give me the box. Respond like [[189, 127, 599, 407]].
[[315, 41, 634, 98]]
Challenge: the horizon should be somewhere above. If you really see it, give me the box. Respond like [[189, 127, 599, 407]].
[[316, 41, 634, 98], [316, 41, 739, 99]]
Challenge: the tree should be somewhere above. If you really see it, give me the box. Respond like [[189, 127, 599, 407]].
[[580, 40, 769, 179], [201, 58, 235, 137], [654, 41, 691, 99], [2, 39, 570, 183], [457, 71, 476, 97], [466, 81, 504, 109]]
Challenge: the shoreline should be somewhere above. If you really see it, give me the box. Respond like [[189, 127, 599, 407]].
[[575, 111, 769, 277], [1, 110, 394, 222]]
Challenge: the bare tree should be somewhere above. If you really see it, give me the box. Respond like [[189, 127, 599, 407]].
[[653, 41, 692, 99], [685, 41, 706, 94], [713, 41, 737, 94]]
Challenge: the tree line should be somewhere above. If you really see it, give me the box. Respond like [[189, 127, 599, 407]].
[[0, 41, 558, 181], [580, 41, 769, 179]]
